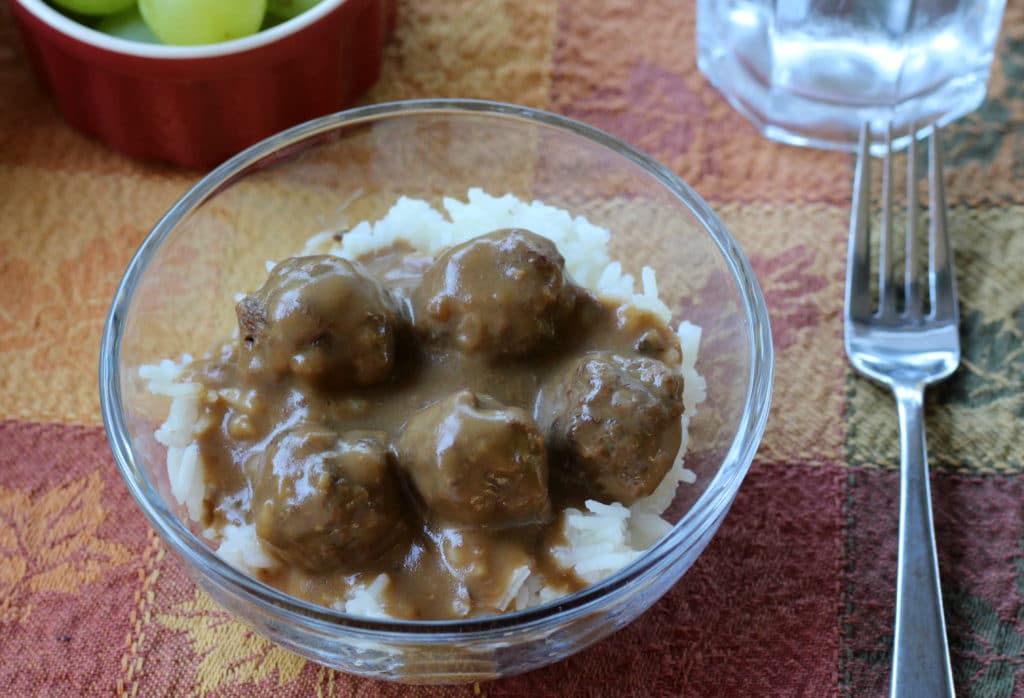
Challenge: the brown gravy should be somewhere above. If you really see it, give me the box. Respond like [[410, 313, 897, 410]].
[[186, 230, 685, 620]]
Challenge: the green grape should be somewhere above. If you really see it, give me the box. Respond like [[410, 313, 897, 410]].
[[260, 10, 288, 30], [260, 12, 287, 31], [266, 0, 321, 20], [139, 0, 267, 46], [49, 0, 135, 16], [95, 7, 160, 43]]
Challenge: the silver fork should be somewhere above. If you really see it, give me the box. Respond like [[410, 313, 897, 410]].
[[845, 123, 959, 698]]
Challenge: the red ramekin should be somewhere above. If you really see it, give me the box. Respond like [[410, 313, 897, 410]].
[[8, 0, 397, 168]]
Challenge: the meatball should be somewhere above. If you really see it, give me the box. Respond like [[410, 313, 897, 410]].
[[396, 391, 551, 527], [539, 353, 684, 504], [411, 229, 580, 357], [236, 255, 399, 389], [252, 426, 408, 572]]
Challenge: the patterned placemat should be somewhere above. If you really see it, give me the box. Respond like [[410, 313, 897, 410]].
[[2, 1, 1022, 695]]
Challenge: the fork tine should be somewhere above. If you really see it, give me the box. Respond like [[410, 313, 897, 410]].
[[878, 123, 898, 319], [904, 125, 923, 320], [928, 126, 958, 321], [846, 123, 873, 318]]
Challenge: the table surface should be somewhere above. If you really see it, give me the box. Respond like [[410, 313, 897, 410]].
[[3, 2, 1024, 696]]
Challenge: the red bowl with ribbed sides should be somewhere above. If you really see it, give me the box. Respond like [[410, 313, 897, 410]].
[[8, 0, 396, 168]]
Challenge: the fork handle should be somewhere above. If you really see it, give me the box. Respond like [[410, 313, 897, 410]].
[[890, 383, 955, 698]]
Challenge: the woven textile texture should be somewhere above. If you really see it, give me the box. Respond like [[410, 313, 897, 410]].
[[2, 0, 1023, 695]]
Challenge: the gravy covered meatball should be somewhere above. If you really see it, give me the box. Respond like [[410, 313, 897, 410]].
[[237, 256, 399, 389], [396, 391, 551, 527], [411, 229, 580, 357], [252, 426, 408, 572], [539, 353, 684, 504]]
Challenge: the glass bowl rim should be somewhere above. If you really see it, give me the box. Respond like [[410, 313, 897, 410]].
[[100, 98, 774, 638]]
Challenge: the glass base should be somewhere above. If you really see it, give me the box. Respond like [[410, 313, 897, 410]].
[[698, 49, 991, 154]]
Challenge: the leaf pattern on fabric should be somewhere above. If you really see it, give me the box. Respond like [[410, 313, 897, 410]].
[[943, 539, 1024, 697], [156, 589, 306, 696], [947, 35, 1024, 171], [0, 223, 146, 425], [939, 308, 1024, 413], [748, 245, 828, 352], [0, 471, 133, 624], [938, 4, 1024, 204]]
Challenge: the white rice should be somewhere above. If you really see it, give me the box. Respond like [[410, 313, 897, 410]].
[[216, 523, 278, 571], [143, 189, 705, 618], [333, 573, 391, 617]]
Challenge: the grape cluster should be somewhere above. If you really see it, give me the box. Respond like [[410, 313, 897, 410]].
[[50, 0, 323, 46]]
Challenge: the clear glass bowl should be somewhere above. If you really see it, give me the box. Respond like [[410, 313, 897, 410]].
[[100, 100, 774, 683]]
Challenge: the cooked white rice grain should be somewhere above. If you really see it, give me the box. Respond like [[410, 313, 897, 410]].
[[168, 443, 203, 522], [513, 571, 569, 612], [153, 389, 200, 449], [216, 523, 278, 574], [629, 511, 674, 550], [495, 565, 532, 613], [338, 573, 391, 618]]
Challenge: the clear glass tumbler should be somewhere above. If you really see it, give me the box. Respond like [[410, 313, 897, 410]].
[[697, 0, 1007, 151]]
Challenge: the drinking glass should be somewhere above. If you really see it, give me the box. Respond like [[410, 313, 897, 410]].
[[697, 0, 1007, 151]]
